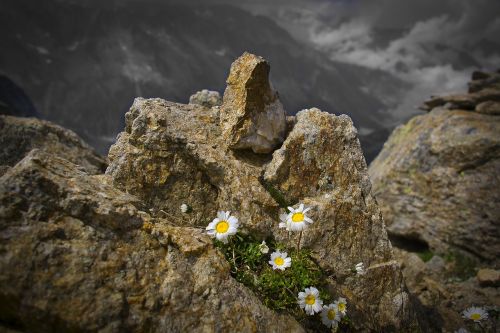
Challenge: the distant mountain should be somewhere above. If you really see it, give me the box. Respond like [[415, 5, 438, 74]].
[[1, 0, 399, 160]]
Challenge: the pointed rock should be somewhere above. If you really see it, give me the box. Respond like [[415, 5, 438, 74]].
[[220, 52, 286, 154]]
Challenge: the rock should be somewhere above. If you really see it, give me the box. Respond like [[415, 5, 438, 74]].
[[370, 108, 500, 264], [188, 89, 222, 108], [0, 115, 106, 174], [468, 71, 500, 93], [106, 100, 420, 329], [263, 108, 420, 331], [476, 101, 500, 115], [419, 88, 500, 111], [220, 52, 286, 154], [476, 268, 500, 287], [371, 71, 500, 331], [0, 149, 303, 332], [106, 97, 278, 235]]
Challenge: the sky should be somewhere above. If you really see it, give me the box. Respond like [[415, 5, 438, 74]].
[[233, 0, 500, 123]]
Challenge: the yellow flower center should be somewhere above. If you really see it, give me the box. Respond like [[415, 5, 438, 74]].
[[338, 303, 346, 312], [470, 313, 481, 321], [292, 212, 304, 222], [327, 309, 336, 320], [305, 294, 315, 305], [274, 257, 284, 266], [216, 220, 229, 233]]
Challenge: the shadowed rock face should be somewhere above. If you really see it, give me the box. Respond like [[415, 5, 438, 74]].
[[0, 149, 303, 332], [0, 115, 106, 176], [369, 70, 500, 331]]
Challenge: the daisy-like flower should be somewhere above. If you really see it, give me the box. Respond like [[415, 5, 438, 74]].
[[206, 211, 239, 244], [180, 203, 189, 213], [462, 306, 488, 322], [286, 203, 313, 231], [278, 213, 290, 231], [269, 250, 291, 270], [259, 240, 269, 254], [355, 262, 365, 275], [298, 287, 323, 315], [334, 297, 347, 316], [321, 303, 341, 328]]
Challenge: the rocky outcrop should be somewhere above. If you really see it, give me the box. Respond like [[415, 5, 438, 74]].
[[189, 89, 222, 108], [0, 115, 106, 175], [0, 52, 421, 332], [370, 70, 500, 331], [106, 53, 420, 331], [0, 149, 303, 332], [220, 52, 286, 154]]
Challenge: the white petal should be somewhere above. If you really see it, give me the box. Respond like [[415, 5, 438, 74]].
[[303, 206, 311, 213], [287, 206, 295, 213], [298, 203, 304, 211], [217, 211, 225, 220]]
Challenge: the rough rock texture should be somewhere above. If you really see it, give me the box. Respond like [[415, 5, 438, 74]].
[[0, 115, 106, 175], [220, 52, 286, 154], [395, 249, 500, 332], [189, 89, 222, 108], [370, 70, 500, 331], [107, 97, 421, 330], [370, 83, 500, 265], [477, 268, 500, 287], [264, 108, 419, 331], [0, 149, 303, 332]]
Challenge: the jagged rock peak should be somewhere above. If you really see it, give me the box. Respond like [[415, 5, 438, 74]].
[[220, 52, 286, 154]]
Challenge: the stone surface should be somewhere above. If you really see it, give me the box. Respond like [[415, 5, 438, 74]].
[[371, 71, 500, 331], [220, 52, 286, 154], [477, 268, 500, 287], [0, 149, 303, 332], [263, 108, 420, 331], [106, 102, 420, 330], [189, 89, 222, 108], [476, 100, 500, 115], [369, 108, 500, 264], [0, 115, 106, 175]]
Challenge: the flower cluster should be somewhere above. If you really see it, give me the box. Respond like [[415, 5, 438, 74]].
[[205, 205, 349, 329], [454, 305, 492, 332]]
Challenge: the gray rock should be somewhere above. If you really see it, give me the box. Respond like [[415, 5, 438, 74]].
[[188, 89, 222, 108], [476, 268, 500, 287], [0, 115, 106, 175], [476, 100, 500, 115]]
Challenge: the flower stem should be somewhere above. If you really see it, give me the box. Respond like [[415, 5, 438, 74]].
[[297, 231, 303, 253]]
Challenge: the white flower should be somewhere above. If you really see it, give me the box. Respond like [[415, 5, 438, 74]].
[[462, 306, 488, 322], [286, 203, 313, 231], [355, 262, 365, 275], [259, 240, 269, 254], [206, 211, 239, 244], [180, 203, 189, 213], [454, 328, 469, 333], [321, 303, 341, 328], [298, 287, 323, 315], [269, 250, 291, 270], [278, 213, 290, 231], [334, 297, 347, 316]]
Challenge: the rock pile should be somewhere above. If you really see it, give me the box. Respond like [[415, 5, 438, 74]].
[[370, 69, 500, 331], [0, 52, 420, 332]]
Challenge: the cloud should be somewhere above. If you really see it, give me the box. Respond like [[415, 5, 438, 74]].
[[306, 0, 500, 123]]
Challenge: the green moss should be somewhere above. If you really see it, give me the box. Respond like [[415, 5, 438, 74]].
[[417, 249, 434, 262], [215, 233, 344, 331]]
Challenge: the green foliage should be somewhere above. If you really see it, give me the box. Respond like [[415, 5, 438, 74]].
[[417, 249, 434, 262], [215, 233, 338, 331], [444, 250, 477, 281]]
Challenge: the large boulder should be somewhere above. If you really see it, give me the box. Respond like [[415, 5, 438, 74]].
[[0, 149, 303, 332], [220, 52, 286, 154], [0, 115, 106, 175], [107, 97, 421, 330], [369, 70, 500, 331]]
